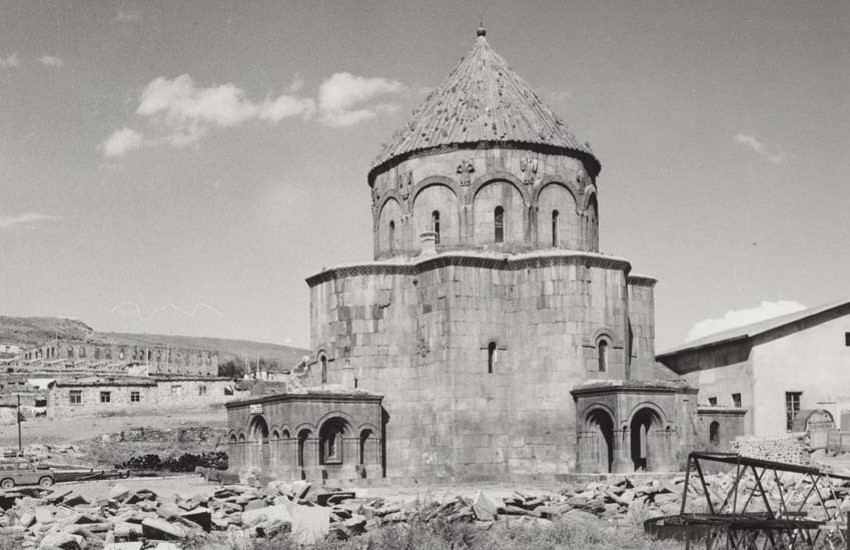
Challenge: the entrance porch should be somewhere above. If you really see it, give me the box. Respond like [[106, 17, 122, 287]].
[[571, 380, 698, 474]]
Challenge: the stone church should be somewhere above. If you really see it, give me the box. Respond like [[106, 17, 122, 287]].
[[228, 28, 725, 482]]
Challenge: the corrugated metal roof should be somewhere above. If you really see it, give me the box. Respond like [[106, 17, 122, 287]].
[[370, 32, 598, 176], [657, 298, 850, 358]]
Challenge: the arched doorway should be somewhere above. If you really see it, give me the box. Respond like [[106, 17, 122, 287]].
[[297, 429, 311, 471], [630, 407, 663, 472], [359, 429, 373, 467], [248, 415, 270, 469], [586, 409, 615, 473], [709, 421, 720, 447], [319, 417, 350, 466]]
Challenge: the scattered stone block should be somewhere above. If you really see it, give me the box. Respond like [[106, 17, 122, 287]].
[[141, 517, 186, 540], [38, 531, 83, 550], [291, 503, 330, 545], [180, 507, 211, 531], [108, 485, 130, 501], [242, 504, 293, 526], [472, 491, 498, 521]]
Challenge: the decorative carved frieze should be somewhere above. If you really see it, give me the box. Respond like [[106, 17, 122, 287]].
[[456, 160, 475, 186]]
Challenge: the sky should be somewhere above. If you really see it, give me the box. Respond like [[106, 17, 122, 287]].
[[1, 0, 849, 351]]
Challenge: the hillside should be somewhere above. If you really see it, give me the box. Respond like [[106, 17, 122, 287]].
[[0, 316, 95, 347], [0, 316, 309, 368]]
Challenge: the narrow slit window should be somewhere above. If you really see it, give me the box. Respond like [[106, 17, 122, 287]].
[[597, 340, 608, 372], [487, 342, 497, 373], [432, 211, 440, 245], [388, 221, 395, 254], [494, 207, 504, 243], [320, 354, 328, 384], [552, 210, 559, 247]]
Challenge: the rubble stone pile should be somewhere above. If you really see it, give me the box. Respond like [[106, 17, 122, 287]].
[[0, 468, 847, 549]]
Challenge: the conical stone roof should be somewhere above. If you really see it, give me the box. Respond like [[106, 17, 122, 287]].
[[370, 30, 599, 179]]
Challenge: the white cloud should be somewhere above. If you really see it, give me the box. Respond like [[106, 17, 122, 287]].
[[101, 71, 404, 156], [686, 300, 807, 342], [113, 8, 139, 23], [138, 74, 315, 127], [733, 133, 784, 164], [39, 54, 63, 67], [98, 127, 144, 157], [0, 212, 64, 231], [0, 52, 20, 68], [318, 72, 405, 127], [131, 74, 316, 148]]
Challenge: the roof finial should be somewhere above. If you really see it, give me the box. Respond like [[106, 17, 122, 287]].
[[477, 16, 486, 38]]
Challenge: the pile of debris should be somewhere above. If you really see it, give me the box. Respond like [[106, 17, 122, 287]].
[[0, 468, 847, 549], [0, 476, 696, 549]]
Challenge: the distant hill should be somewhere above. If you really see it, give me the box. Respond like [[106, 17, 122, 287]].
[[0, 316, 94, 347], [0, 316, 309, 369]]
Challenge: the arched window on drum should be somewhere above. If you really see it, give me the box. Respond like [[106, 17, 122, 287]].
[[494, 207, 504, 243]]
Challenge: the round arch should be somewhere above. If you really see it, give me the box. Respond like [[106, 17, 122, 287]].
[[247, 415, 270, 441], [316, 411, 357, 433], [377, 197, 404, 256], [591, 328, 617, 347], [411, 178, 461, 249], [278, 424, 293, 439], [376, 192, 406, 219], [580, 403, 617, 426], [533, 177, 581, 213], [410, 176, 460, 204], [628, 405, 666, 472], [318, 415, 352, 466], [357, 422, 381, 435], [293, 422, 317, 435], [470, 172, 529, 206], [471, 176, 528, 246], [626, 402, 668, 427], [580, 185, 598, 212]]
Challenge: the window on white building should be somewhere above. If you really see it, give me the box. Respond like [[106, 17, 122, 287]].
[[786, 392, 802, 431]]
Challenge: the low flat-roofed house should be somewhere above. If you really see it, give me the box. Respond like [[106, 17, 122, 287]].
[[657, 299, 850, 437], [0, 343, 22, 356], [47, 375, 239, 418]]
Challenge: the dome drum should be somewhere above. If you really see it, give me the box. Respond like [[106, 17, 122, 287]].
[[371, 148, 599, 259]]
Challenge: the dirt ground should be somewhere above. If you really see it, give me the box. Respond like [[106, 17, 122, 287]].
[[0, 406, 227, 448]]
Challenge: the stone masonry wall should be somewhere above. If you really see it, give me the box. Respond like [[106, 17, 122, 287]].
[[307, 253, 640, 480]]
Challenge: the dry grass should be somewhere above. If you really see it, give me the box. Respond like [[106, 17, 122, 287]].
[[225, 516, 685, 550]]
